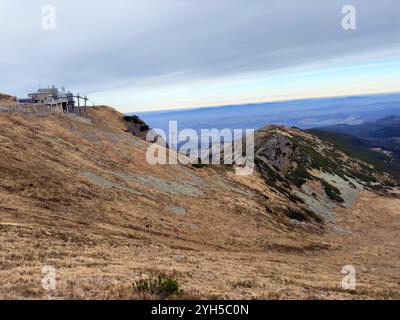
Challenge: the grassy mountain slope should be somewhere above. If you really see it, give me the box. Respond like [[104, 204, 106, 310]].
[[0, 93, 17, 104], [0, 106, 399, 299], [308, 129, 400, 182], [226, 125, 399, 223], [319, 116, 400, 159]]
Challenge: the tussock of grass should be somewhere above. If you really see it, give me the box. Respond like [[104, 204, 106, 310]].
[[133, 274, 182, 299]]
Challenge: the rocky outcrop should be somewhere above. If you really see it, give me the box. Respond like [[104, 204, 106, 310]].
[[254, 126, 312, 173], [225, 124, 400, 223], [122, 115, 151, 140]]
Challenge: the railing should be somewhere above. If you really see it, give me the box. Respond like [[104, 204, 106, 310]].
[[0, 103, 90, 118]]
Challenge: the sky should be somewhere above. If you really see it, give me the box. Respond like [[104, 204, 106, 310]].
[[0, 0, 399, 112]]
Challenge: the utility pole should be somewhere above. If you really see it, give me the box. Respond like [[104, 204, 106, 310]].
[[76, 94, 81, 116], [83, 95, 89, 118], [73, 94, 89, 117]]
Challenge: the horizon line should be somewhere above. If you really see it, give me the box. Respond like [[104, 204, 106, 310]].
[[132, 90, 400, 114]]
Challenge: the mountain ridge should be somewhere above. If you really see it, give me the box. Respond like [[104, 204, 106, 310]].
[[0, 104, 399, 299], [317, 115, 400, 165]]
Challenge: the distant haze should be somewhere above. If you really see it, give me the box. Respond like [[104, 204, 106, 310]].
[[136, 93, 400, 135]]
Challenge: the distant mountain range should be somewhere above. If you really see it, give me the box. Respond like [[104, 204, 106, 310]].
[[320, 115, 400, 138], [136, 93, 400, 135], [318, 115, 400, 160]]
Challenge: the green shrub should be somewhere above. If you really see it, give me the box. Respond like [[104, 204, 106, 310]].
[[192, 157, 208, 168], [321, 180, 344, 203], [287, 164, 311, 187], [133, 275, 182, 298], [283, 207, 322, 223], [192, 163, 207, 168]]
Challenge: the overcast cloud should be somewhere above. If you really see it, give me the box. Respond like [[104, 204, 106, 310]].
[[0, 0, 399, 111]]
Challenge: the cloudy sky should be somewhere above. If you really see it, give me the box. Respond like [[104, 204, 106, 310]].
[[0, 0, 399, 112]]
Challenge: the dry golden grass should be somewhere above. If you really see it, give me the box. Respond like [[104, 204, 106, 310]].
[[0, 108, 399, 299]]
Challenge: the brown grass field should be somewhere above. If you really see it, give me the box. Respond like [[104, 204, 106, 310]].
[[0, 108, 399, 299]]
